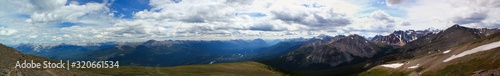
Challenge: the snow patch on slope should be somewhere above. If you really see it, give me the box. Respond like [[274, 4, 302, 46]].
[[381, 63, 404, 68], [408, 64, 420, 69], [443, 41, 500, 62], [442, 50, 451, 54]]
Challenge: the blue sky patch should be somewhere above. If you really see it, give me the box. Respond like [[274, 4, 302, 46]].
[[302, 3, 325, 8], [57, 22, 78, 28], [235, 13, 267, 17], [72, 0, 152, 19]]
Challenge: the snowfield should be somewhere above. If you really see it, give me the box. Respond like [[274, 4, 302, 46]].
[[381, 63, 404, 68], [443, 41, 500, 62], [408, 64, 420, 69], [442, 50, 451, 54]]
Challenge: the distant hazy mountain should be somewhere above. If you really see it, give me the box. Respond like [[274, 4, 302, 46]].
[[71, 39, 271, 66], [14, 42, 119, 60]]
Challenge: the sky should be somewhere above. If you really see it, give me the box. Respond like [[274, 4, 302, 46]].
[[0, 0, 499, 45]]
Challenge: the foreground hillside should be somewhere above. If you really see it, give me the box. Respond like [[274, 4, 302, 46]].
[[81, 61, 285, 76], [360, 32, 500, 76]]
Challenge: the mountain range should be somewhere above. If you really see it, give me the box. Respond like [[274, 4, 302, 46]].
[[371, 29, 438, 46], [14, 39, 272, 66], [360, 27, 500, 76], [3, 24, 500, 76]]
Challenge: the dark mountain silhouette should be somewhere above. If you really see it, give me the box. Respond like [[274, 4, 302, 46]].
[[14, 42, 118, 60], [2, 43, 287, 76], [73, 39, 271, 66]]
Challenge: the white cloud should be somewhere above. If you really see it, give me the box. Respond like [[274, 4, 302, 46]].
[[342, 10, 410, 37], [0, 27, 18, 36], [451, 10, 488, 24], [0, 0, 115, 44], [132, 0, 364, 36], [405, 0, 500, 29], [270, 6, 352, 29], [3, 0, 497, 44], [371, 10, 396, 23], [0, 0, 408, 44], [27, 0, 109, 23], [386, 0, 405, 6]]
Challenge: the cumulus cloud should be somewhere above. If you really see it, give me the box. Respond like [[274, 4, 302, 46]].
[[452, 11, 488, 24], [248, 22, 290, 31], [371, 10, 395, 23], [0, 0, 386, 44], [249, 23, 276, 31], [370, 10, 410, 27], [271, 9, 351, 29], [405, 0, 500, 29], [386, 0, 405, 6], [0, 0, 402, 44], [0, 27, 18, 36], [401, 21, 411, 26], [341, 10, 412, 37], [26, 0, 109, 23], [133, 0, 358, 36], [135, 0, 240, 23], [0, 0, 115, 44], [6, 0, 499, 44]]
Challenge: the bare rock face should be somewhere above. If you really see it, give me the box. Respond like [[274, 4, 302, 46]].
[[286, 35, 382, 66], [472, 68, 500, 76], [261, 34, 390, 72], [399, 24, 500, 58], [371, 29, 436, 46]]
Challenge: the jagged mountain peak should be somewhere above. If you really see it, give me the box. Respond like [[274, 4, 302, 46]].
[[346, 34, 365, 39], [447, 24, 474, 31], [451, 24, 464, 28], [335, 35, 347, 38], [144, 39, 158, 44], [317, 34, 332, 38], [371, 29, 434, 45]]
